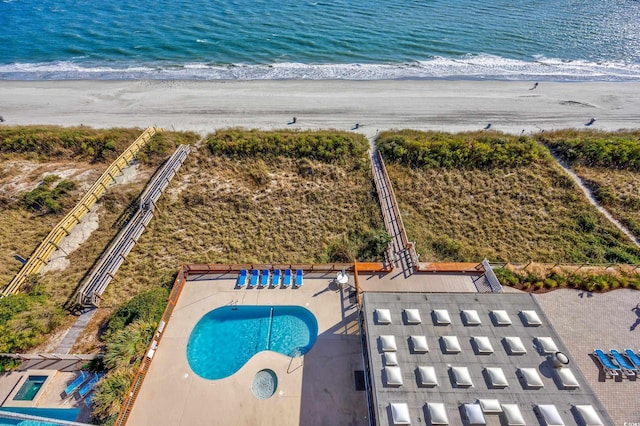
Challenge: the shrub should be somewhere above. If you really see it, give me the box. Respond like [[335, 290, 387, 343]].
[[22, 176, 76, 214], [92, 367, 134, 423], [206, 129, 368, 164], [539, 130, 640, 170], [105, 287, 169, 337], [103, 321, 156, 370], [0, 285, 64, 355], [377, 130, 550, 170]]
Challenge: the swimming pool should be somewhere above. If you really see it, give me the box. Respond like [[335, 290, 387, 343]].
[[187, 305, 318, 380], [0, 407, 79, 426], [12, 376, 47, 401]]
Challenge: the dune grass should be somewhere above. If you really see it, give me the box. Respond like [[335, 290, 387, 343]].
[[378, 130, 640, 263], [0, 127, 198, 357], [104, 130, 383, 305], [539, 129, 640, 240], [574, 166, 640, 239]]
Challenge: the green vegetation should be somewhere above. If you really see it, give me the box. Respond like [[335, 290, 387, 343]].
[[495, 266, 640, 292], [0, 126, 142, 162], [576, 167, 640, 239], [381, 130, 640, 263], [0, 125, 199, 164], [207, 129, 369, 163], [0, 284, 64, 363], [104, 287, 169, 338], [538, 130, 640, 240], [540, 130, 640, 170], [22, 175, 76, 214], [92, 288, 169, 424], [377, 130, 549, 169]]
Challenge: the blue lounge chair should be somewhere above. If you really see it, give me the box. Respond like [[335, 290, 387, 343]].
[[249, 269, 259, 287], [237, 269, 247, 287], [610, 349, 637, 376], [272, 269, 281, 286], [64, 371, 88, 396], [295, 269, 304, 287], [84, 392, 94, 407], [79, 373, 103, 398], [260, 269, 269, 287], [593, 349, 621, 377], [283, 269, 292, 287], [625, 349, 640, 369]]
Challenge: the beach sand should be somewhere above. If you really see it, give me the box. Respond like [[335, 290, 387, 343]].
[[1, 80, 639, 136]]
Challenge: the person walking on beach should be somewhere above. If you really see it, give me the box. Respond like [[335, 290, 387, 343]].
[[530, 82, 538, 90]]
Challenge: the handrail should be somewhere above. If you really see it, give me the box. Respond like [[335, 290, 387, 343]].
[[376, 151, 419, 268], [266, 307, 274, 350], [77, 144, 191, 307], [2, 127, 160, 297]]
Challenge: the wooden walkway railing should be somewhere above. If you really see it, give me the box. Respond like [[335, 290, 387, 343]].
[[77, 144, 191, 307], [370, 151, 419, 272], [2, 127, 160, 297]]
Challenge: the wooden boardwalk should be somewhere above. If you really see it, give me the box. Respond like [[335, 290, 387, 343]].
[[370, 150, 419, 276]]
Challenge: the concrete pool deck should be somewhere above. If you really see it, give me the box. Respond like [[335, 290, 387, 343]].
[[126, 271, 367, 426]]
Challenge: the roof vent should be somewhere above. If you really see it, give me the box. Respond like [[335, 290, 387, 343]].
[[548, 351, 570, 368]]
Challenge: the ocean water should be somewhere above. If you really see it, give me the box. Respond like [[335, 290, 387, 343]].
[[1, 0, 640, 80]]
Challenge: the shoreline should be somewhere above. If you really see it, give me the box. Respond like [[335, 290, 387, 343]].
[[1, 80, 639, 136]]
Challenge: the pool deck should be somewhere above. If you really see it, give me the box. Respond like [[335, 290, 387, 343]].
[[127, 271, 368, 426]]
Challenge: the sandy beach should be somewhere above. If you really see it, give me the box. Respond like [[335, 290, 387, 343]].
[[1, 80, 639, 136]]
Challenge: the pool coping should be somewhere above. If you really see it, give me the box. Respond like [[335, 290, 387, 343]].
[[1, 369, 58, 408]]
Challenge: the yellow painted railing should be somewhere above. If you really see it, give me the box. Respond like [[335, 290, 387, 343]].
[[1, 127, 160, 297]]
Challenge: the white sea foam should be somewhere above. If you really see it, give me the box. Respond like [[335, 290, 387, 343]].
[[1, 55, 639, 81]]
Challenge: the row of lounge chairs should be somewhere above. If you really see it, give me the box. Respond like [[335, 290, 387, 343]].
[[237, 268, 303, 288], [593, 348, 640, 377]]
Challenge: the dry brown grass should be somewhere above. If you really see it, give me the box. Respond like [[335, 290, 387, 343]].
[[387, 160, 640, 263], [103, 146, 381, 305], [0, 163, 105, 286], [573, 166, 640, 239]]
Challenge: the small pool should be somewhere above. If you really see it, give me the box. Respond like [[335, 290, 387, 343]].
[[187, 305, 318, 380], [0, 407, 79, 425], [13, 376, 47, 401]]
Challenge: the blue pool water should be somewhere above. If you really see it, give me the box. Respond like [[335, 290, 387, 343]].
[[0, 408, 79, 426], [12, 376, 47, 402], [187, 305, 318, 380]]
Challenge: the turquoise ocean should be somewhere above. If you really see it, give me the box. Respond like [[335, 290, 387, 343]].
[[1, 0, 640, 80]]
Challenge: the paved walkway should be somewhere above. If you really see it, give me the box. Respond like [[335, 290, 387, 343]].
[[54, 309, 96, 354]]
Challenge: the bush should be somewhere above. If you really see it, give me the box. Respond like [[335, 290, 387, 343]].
[[540, 130, 640, 170], [206, 129, 368, 164], [92, 367, 135, 423], [105, 287, 169, 337], [22, 176, 76, 214], [103, 321, 156, 370], [0, 285, 64, 355], [377, 130, 550, 170]]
